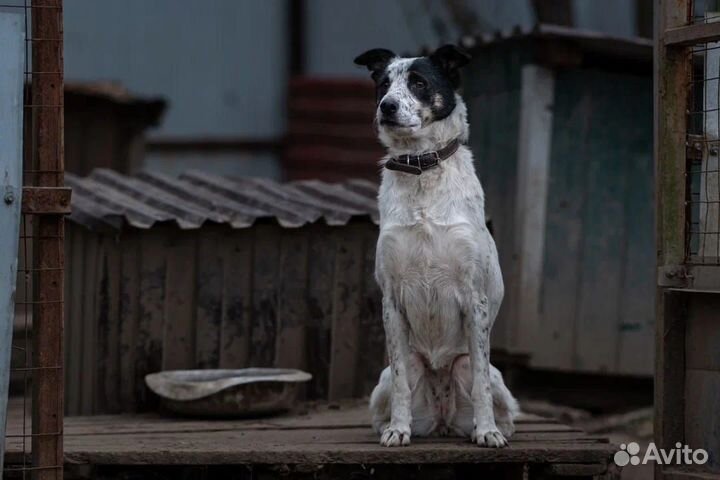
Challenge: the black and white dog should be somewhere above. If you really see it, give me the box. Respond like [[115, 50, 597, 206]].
[[355, 45, 519, 448]]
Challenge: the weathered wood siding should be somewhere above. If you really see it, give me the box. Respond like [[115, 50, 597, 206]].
[[534, 69, 654, 375], [465, 51, 654, 376], [64, 220, 383, 415], [464, 45, 528, 352]]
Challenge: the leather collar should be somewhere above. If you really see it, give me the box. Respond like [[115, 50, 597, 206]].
[[384, 138, 461, 175]]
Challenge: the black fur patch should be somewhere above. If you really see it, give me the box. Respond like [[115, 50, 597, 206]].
[[407, 57, 457, 122]]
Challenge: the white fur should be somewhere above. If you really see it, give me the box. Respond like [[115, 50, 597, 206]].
[[370, 61, 519, 448]]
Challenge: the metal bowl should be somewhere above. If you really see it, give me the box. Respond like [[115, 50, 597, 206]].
[[145, 368, 312, 417]]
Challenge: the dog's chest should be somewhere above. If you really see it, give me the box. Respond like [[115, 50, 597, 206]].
[[379, 219, 477, 284], [376, 170, 484, 288]]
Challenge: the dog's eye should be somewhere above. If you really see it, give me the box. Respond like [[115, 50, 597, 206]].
[[381, 79, 390, 89], [414, 79, 426, 89]]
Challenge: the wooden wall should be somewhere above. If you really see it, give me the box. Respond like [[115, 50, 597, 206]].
[[464, 45, 527, 353], [64, 221, 384, 415], [684, 294, 720, 470], [465, 51, 654, 376], [533, 68, 654, 375]]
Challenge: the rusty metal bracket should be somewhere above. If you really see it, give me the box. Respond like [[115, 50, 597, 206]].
[[21, 186, 72, 215], [658, 265, 690, 288]]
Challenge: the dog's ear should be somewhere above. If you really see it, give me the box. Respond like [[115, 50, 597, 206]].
[[354, 48, 396, 74], [430, 44, 471, 74]]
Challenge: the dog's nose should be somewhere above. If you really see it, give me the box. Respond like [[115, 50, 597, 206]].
[[380, 100, 398, 116]]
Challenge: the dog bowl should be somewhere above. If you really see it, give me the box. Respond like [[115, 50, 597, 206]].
[[145, 368, 312, 417]]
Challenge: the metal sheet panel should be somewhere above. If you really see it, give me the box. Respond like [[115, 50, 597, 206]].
[[65, 169, 379, 230], [0, 10, 24, 472]]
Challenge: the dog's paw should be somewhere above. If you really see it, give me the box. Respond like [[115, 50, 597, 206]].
[[471, 421, 508, 448], [380, 424, 411, 447]]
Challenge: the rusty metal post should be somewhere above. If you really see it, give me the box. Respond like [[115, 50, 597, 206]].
[[31, 0, 64, 479]]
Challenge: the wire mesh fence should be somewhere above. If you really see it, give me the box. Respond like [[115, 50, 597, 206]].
[[686, 0, 720, 264], [2, 1, 64, 479]]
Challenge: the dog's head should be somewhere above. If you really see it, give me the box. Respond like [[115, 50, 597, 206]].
[[354, 45, 470, 142]]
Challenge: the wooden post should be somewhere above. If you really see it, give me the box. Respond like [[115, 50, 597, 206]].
[[655, 1, 690, 479], [31, 0, 64, 479]]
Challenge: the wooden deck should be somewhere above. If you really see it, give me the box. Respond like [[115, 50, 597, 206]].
[[4, 401, 620, 479]]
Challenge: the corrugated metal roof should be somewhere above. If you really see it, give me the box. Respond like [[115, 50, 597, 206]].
[[65, 169, 379, 230], [459, 23, 653, 62]]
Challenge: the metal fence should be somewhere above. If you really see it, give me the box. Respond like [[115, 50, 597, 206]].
[[2, 0, 66, 479], [657, 0, 720, 477], [687, 0, 720, 264]]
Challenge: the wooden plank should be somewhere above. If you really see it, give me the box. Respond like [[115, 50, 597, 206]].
[[574, 71, 634, 373], [65, 227, 83, 415], [94, 236, 110, 413], [162, 232, 197, 370], [532, 72, 589, 370], [663, 469, 720, 480], [305, 225, 337, 399], [5, 402, 567, 436], [657, 0, 690, 268], [5, 402, 616, 468], [219, 230, 252, 368], [103, 236, 122, 413], [328, 225, 364, 400], [686, 294, 720, 371], [656, 5, 693, 480], [664, 22, 720, 47], [617, 155, 655, 374], [118, 233, 140, 412], [658, 291, 687, 452], [511, 64, 554, 355], [0, 11, 24, 472], [195, 228, 223, 369], [249, 223, 281, 367], [17, 429, 615, 468], [80, 232, 99, 414], [274, 229, 309, 371], [135, 231, 166, 409], [684, 368, 720, 471], [21, 186, 72, 215]]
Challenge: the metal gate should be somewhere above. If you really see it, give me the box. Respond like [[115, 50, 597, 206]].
[[657, 0, 720, 477]]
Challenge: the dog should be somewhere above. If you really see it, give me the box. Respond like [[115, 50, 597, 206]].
[[354, 45, 519, 448]]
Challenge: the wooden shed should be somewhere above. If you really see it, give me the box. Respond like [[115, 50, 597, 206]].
[[63, 169, 383, 415], [461, 24, 655, 376]]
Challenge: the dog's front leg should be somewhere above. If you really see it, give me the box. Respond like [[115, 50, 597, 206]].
[[380, 294, 413, 447], [465, 293, 507, 447]]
